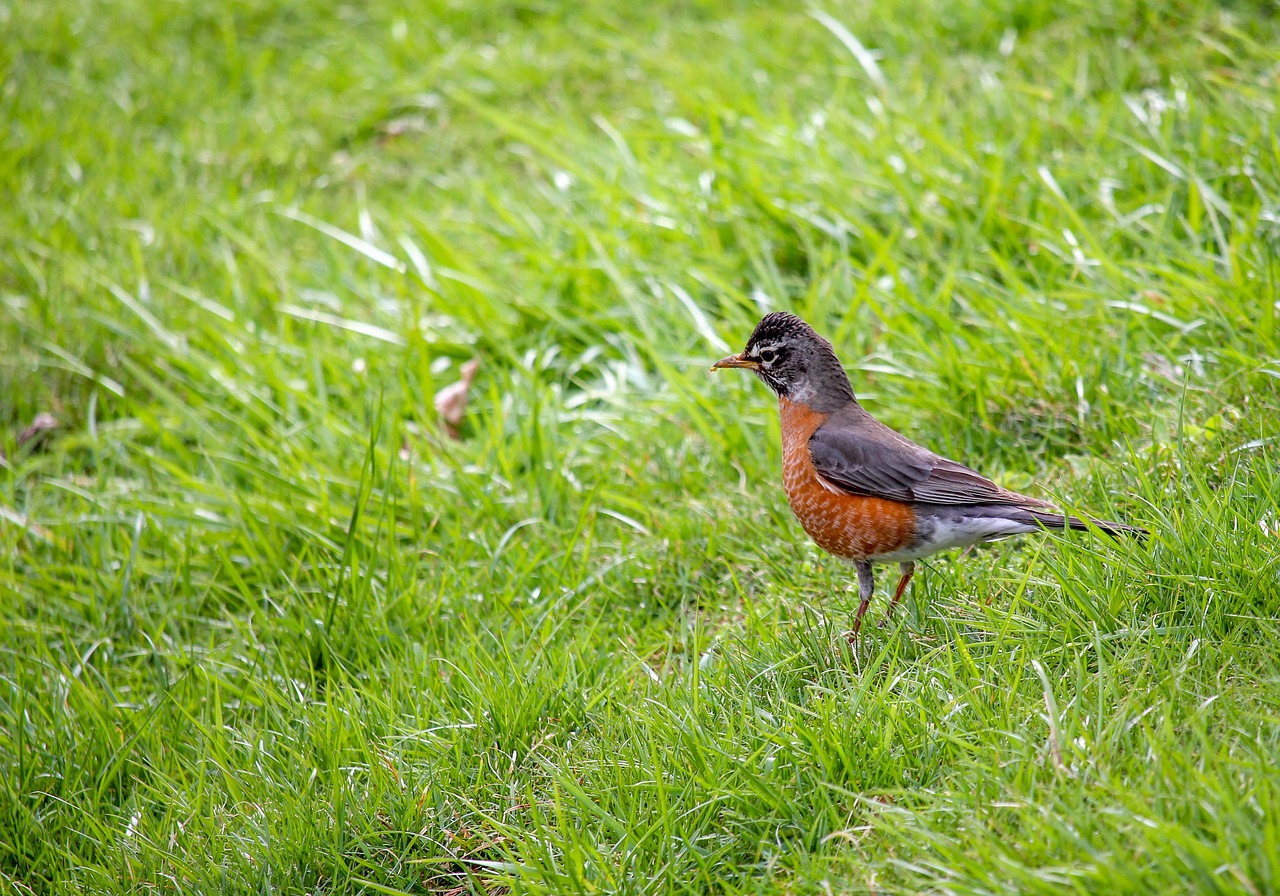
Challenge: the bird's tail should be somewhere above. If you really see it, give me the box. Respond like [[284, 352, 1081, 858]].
[[1028, 510, 1148, 540]]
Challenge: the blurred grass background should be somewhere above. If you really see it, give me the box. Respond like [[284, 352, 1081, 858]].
[[2, 0, 1279, 892]]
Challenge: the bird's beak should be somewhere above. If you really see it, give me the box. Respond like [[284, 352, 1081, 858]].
[[710, 352, 759, 372]]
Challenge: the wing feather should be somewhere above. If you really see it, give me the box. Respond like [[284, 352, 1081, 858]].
[[808, 411, 1029, 506]]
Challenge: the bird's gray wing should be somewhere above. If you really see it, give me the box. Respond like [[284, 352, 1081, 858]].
[[807, 414, 1027, 506]]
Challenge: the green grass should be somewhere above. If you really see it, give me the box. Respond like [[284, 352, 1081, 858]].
[[3, 0, 1280, 892]]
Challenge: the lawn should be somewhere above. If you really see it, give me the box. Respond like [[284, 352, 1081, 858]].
[[3, 0, 1279, 892]]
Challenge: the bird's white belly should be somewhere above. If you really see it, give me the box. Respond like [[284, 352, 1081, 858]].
[[873, 514, 1039, 562]]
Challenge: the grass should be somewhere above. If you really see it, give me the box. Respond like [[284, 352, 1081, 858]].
[[2, 0, 1279, 892]]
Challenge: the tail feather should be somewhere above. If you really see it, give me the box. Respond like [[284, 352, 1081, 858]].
[[1028, 510, 1148, 540], [915, 502, 1148, 542]]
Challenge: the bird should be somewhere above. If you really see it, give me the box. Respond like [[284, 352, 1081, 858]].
[[710, 311, 1145, 639]]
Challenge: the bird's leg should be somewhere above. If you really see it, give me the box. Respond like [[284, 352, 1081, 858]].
[[879, 561, 915, 629], [848, 561, 875, 643]]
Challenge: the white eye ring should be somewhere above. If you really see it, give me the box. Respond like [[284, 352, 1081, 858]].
[[758, 348, 778, 364]]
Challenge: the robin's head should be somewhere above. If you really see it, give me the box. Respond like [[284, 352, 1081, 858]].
[[711, 311, 855, 409]]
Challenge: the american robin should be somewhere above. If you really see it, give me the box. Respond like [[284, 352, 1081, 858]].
[[711, 311, 1145, 639]]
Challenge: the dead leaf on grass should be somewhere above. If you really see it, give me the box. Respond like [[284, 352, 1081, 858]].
[[433, 359, 479, 440]]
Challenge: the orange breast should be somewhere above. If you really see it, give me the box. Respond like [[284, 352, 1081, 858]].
[[778, 397, 916, 560]]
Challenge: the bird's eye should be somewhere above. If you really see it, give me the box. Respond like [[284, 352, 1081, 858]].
[[758, 348, 778, 365]]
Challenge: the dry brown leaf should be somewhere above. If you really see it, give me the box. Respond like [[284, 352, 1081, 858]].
[[18, 412, 58, 447], [433, 359, 479, 440], [2, 412, 59, 462]]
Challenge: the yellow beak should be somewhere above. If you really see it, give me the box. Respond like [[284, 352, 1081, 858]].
[[710, 353, 759, 372]]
